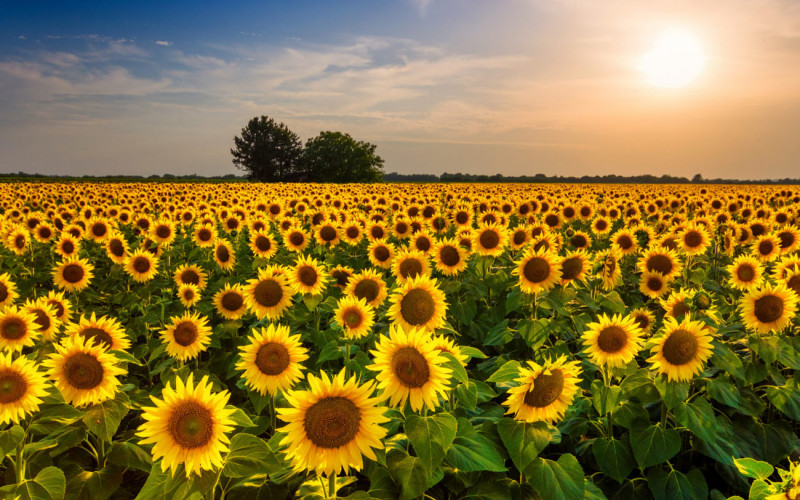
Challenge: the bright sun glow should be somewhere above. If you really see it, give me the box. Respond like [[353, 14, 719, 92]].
[[639, 30, 706, 88]]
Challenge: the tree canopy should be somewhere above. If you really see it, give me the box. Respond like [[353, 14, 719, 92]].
[[231, 116, 383, 183]]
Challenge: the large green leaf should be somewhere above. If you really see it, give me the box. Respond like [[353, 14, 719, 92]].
[[630, 424, 681, 470], [134, 463, 217, 500], [766, 378, 800, 421], [653, 376, 689, 410], [734, 457, 774, 481], [528, 453, 584, 500], [222, 433, 284, 478], [64, 466, 123, 500], [591, 379, 622, 416], [497, 418, 551, 477], [81, 392, 130, 442], [647, 468, 708, 500], [14, 466, 66, 500], [592, 436, 634, 483], [107, 441, 153, 472], [518, 318, 549, 350], [0, 424, 24, 457], [446, 418, 506, 472], [674, 397, 717, 442], [487, 360, 522, 385], [386, 449, 428, 500], [441, 353, 468, 386], [405, 412, 457, 469]]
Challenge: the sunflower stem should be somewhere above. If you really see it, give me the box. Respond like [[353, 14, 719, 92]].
[[318, 474, 328, 498], [15, 441, 24, 484], [328, 472, 337, 499]]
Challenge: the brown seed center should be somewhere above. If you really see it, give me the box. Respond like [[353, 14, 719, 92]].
[[132, 256, 151, 274], [399, 258, 423, 279], [156, 225, 171, 239], [661, 329, 699, 365], [647, 276, 663, 292], [197, 229, 212, 241], [64, 352, 104, 390], [561, 257, 582, 281], [597, 326, 628, 353], [684, 231, 702, 248], [415, 237, 431, 252], [297, 266, 318, 287], [62, 264, 85, 284], [221, 291, 244, 311], [759, 240, 774, 256], [31, 309, 50, 332], [0, 282, 8, 302], [479, 230, 500, 250], [354, 279, 379, 303], [173, 321, 199, 346], [571, 234, 587, 247], [215, 245, 230, 263], [523, 257, 551, 284], [109, 239, 124, 257], [303, 396, 361, 448], [181, 269, 201, 285], [167, 401, 214, 449], [647, 255, 673, 276], [392, 346, 431, 388], [80, 327, 114, 349], [1, 318, 26, 340], [320, 226, 337, 242], [0, 369, 27, 404], [346, 227, 359, 239], [254, 280, 283, 307], [787, 275, 800, 295], [343, 308, 363, 329], [523, 369, 564, 408], [373, 246, 390, 262], [754, 294, 784, 324], [255, 342, 290, 375], [633, 314, 650, 331], [400, 288, 436, 326], [617, 235, 633, 249], [439, 246, 460, 267], [736, 264, 755, 282], [255, 235, 271, 251]]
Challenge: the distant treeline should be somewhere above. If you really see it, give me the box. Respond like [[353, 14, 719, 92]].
[[383, 172, 800, 184], [0, 172, 246, 183]]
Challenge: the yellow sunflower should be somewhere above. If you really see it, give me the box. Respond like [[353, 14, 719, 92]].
[[367, 239, 395, 269], [391, 248, 431, 285], [192, 224, 217, 248], [502, 356, 582, 424], [213, 239, 236, 271], [345, 269, 388, 308], [5, 227, 29, 255], [244, 266, 293, 320], [432, 238, 469, 276], [473, 222, 508, 257], [55, 234, 81, 259], [752, 234, 782, 262], [160, 312, 213, 361], [740, 283, 799, 334], [638, 246, 683, 281], [52, 257, 94, 292], [513, 248, 562, 295], [315, 223, 341, 247], [44, 335, 126, 407], [151, 219, 177, 246], [647, 317, 714, 382], [679, 223, 711, 256], [105, 232, 129, 264], [611, 229, 639, 256], [629, 307, 655, 334], [43, 290, 72, 323], [124, 249, 159, 282], [559, 250, 591, 286], [138, 374, 235, 477], [599, 249, 622, 291], [283, 228, 309, 253], [727, 255, 764, 291], [367, 325, 451, 412], [387, 275, 448, 332], [286, 255, 329, 296], [430, 334, 468, 366], [66, 312, 130, 351], [785, 270, 800, 297], [334, 296, 375, 339], [22, 299, 60, 342], [250, 230, 278, 259], [277, 370, 388, 475], [236, 323, 308, 396], [0, 273, 18, 309], [582, 314, 644, 368], [173, 264, 208, 290], [0, 306, 40, 352], [329, 265, 354, 289], [87, 217, 112, 243], [0, 352, 49, 425], [213, 283, 248, 320], [177, 284, 201, 308], [639, 271, 670, 299], [661, 288, 695, 319]]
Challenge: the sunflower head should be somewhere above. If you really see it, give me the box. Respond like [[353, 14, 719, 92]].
[[0, 306, 40, 352], [236, 324, 308, 396], [161, 312, 213, 361], [648, 317, 714, 382], [582, 314, 643, 368], [125, 249, 159, 282], [287, 255, 329, 296], [740, 283, 799, 334], [178, 284, 201, 308], [345, 269, 388, 308], [513, 248, 562, 295], [334, 296, 375, 339], [387, 275, 448, 332], [66, 312, 130, 351], [52, 257, 94, 292], [473, 223, 508, 257], [0, 352, 49, 425], [0, 273, 19, 309], [502, 356, 582, 424], [213, 239, 236, 270], [213, 283, 248, 320], [244, 266, 293, 320], [391, 248, 431, 285], [727, 255, 764, 291], [174, 264, 208, 290]]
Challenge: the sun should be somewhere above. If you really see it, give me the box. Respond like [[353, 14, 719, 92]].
[[639, 30, 706, 88]]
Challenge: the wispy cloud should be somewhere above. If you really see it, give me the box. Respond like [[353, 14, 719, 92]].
[[155, 40, 172, 46]]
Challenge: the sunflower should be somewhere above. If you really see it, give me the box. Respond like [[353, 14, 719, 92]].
[[55, 234, 81, 258], [345, 269, 388, 308], [277, 370, 388, 476], [22, 299, 60, 342], [367, 239, 395, 269], [785, 270, 800, 297], [411, 231, 435, 255], [611, 229, 638, 256], [287, 255, 329, 296], [177, 284, 201, 308], [559, 250, 590, 286], [244, 266, 293, 320], [430, 334, 468, 366], [629, 307, 655, 334], [160, 312, 212, 361], [192, 224, 217, 248], [283, 228, 309, 253], [250, 230, 278, 259], [334, 296, 375, 339], [151, 219, 177, 246], [775, 227, 800, 255], [173, 264, 208, 290], [236, 323, 308, 396], [33, 223, 55, 244], [330, 265, 354, 289], [509, 226, 530, 250], [367, 326, 451, 412], [432, 238, 469, 276], [473, 222, 508, 257], [752, 234, 782, 262], [86, 217, 112, 243], [775, 255, 800, 280], [0, 306, 39, 352], [502, 356, 582, 424], [213, 283, 248, 320], [727, 255, 764, 291], [391, 218, 412, 240], [740, 283, 799, 334], [591, 217, 612, 235], [43, 290, 72, 324], [340, 222, 364, 246], [599, 250, 622, 291], [138, 374, 235, 477], [213, 239, 236, 271], [387, 275, 448, 332], [44, 335, 126, 407], [314, 223, 341, 247], [513, 248, 562, 295], [0, 273, 18, 309], [568, 231, 592, 251], [124, 249, 159, 282], [679, 223, 711, 256], [105, 232, 129, 264], [5, 227, 29, 255], [0, 352, 49, 425], [639, 270, 670, 299], [661, 288, 695, 319], [52, 257, 94, 292], [638, 246, 683, 281], [391, 248, 431, 285], [582, 314, 644, 368], [647, 317, 714, 382]]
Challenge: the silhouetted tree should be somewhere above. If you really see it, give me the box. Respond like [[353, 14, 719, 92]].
[[302, 131, 383, 183], [230, 116, 302, 182]]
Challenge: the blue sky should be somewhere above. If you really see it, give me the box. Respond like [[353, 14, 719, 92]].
[[2, 0, 800, 178]]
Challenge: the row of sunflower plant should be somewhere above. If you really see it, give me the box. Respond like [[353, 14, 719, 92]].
[[0, 182, 799, 500]]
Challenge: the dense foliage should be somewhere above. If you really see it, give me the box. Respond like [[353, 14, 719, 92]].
[[0, 182, 799, 500]]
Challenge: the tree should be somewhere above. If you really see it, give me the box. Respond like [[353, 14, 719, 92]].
[[692, 173, 704, 183], [230, 116, 302, 182], [302, 131, 384, 183]]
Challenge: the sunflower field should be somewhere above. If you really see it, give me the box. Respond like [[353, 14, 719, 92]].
[[1, 182, 800, 500]]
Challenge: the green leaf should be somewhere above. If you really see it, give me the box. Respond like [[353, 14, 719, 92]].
[[0, 424, 24, 457], [81, 392, 130, 442], [110, 349, 143, 365], [386, 449, 427, 500], [647, 468, 707, 500], [497, 418, 551, 477], [749, 480, 772, 500], [706, 376, 742, 408], [456, 381, 478, 410], [28, 404, 85, 434], [64, 466, 123, 500], [441, 352, 468, 386], [528, 453, 585, 500], [404, 412, 457, 469], [518, 318, 549, 350], [134, 463, 217, 500], [485, 319, 512, 346], [592, 436, 634, 483], [591, 379, 622, 416], [487, 360, 522, 384], [223, 433, 284, 478], [446, 418, 506, 472], [459, 346, 487, 359], [317, 340, 343, 363], [14, 466, 66, 500], [767, 378, 800, 421], [710, 341, 745, 381], [674, 398, 717, 442], [630, 424, 681, 470], [227, 407, 257, 427], [734, 457, 774, 480], [653, 376, 689, 410], [750, 335, 781, 364], [107, 441, 153, 472]]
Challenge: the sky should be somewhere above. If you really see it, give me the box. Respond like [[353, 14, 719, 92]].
[[2, 0, 800, 179]]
